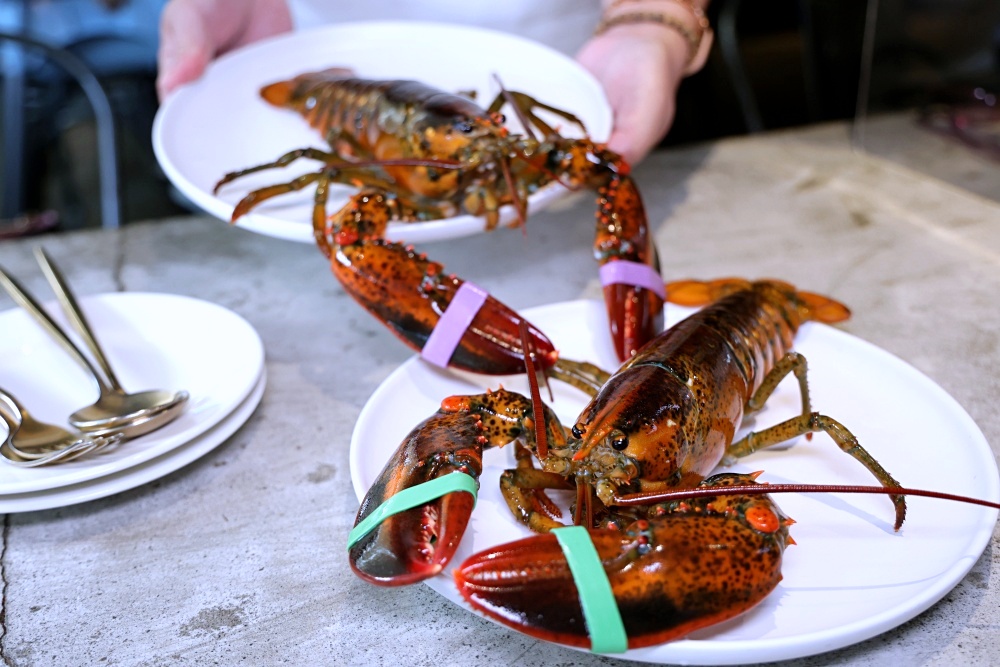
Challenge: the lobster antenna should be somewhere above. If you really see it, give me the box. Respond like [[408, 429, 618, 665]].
[[613, 483, 1000, 532], [519, 318, 548, 459], [499, 155, 529, 231], [492, 74, 536, 141], [488, 73, 589, 220], [612, 483, 1000, 508], [491, 74, 533, 231]]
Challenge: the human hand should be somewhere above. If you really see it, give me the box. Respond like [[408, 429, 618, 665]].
[[157, 0, 292, 101], [576, 23, 693, 166]]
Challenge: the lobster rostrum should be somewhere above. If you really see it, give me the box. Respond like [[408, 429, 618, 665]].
[[215, 68, 663, 374], [346, 278, 998, 651]]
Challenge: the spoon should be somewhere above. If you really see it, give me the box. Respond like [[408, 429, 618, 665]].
[[0, 388, 122, 467], [0, 252, 187, 439], [33, 248, 190, 434]]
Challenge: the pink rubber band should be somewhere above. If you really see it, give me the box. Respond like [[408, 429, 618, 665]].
[[599, 261, 666, 299], [421, 281, 489, 367]]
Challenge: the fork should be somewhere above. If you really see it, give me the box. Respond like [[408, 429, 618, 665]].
[[0, 388, 123, 467]]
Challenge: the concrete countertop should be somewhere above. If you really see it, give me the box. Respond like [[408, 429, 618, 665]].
[[0, 116, 997, 666]]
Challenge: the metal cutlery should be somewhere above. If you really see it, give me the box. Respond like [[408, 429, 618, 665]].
[[0, 387, 122, 467], [0, 249, 188, 461]]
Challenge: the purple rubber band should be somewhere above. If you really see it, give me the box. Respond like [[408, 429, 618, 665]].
[[421, 281, 489, 367], [599, 261, 666, 300]]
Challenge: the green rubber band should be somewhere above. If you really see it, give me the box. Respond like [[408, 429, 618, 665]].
[[553, 525, 629, 654], [347, 472, 478, 550]]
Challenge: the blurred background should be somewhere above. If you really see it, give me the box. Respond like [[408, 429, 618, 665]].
[[1, 0, 998, 236]]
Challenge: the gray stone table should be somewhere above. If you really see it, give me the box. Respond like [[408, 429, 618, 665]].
[[0, 115, 997, 666]]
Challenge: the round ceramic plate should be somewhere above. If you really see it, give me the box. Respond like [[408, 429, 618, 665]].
[[153, 20, 612, 245], [350, 300, 999, 664], [0, 293, 264, 494], [0, 369, 266, 513]]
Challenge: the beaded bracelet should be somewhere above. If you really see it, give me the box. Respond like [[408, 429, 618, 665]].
[[595, 0, 714, 75], [606, 0, 709, 28]]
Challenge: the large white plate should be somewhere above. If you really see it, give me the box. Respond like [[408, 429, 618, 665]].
[[0, 369, 266, 513], [350, 300, 999, 664], [0, 293, 264, 495], [153, 21, 612, 245]]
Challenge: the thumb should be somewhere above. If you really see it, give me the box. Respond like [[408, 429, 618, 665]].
[[157, 2, 214, 101]]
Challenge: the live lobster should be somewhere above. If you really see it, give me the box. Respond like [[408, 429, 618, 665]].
[[215, 68, 662, 375], [346, 278, 1000, 652]]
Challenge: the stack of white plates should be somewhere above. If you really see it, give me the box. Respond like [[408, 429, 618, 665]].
[[0, 293, 265, 512]]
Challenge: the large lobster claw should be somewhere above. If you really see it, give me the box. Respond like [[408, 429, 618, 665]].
[[349, 389, 558, 586], [349, 409, 484, 586], [454, 474, 792, 650], [324, 192, 561, 376]]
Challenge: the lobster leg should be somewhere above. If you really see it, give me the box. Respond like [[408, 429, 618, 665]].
[[350, 389, 563, 585], [499, 443, 574, 533], [745, 351, 810, 416], [727, 411, 906, 529], [214, 147, 339, 192], [546, 358, 612, 393], [218, 153, 461, 228], [486, 90, 589, 138], [726, 354, 907, 529]]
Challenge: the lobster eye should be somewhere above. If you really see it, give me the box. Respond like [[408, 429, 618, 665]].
[[571, 424, 584, 439], [457, 120, 475, 133], [609, 430, 629, 451]]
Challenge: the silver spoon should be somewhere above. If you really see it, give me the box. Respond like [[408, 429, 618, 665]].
[[0, 388, 122, 467], [0, 254, 187, 439]]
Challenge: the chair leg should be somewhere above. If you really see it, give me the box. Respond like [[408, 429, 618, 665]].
[[0, 31, 121, 229]]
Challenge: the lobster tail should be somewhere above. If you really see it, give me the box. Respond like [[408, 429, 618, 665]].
[[259, 79, 294, 107], [796, 291, 851, 323], [665, 279, 851, 324], [260, 67, 356, 110]]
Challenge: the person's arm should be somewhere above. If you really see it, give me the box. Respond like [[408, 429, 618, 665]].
[[576, 0, 712, 165], [157, 0, 293, 100]]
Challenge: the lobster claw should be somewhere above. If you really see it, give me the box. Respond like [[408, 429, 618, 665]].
[[349, 410, 484, 586], [455, 529, 625, 649], [350, 388, 549, 586], [455, 476, 791, 650], [594, 174, 664, 361], [326, 192, 560, 376]]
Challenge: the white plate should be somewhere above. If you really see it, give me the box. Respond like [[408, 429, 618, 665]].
[[0, 293, 264, 494], [153, 20, 612, 245], [0, 369, 266, 513], [350, 300, 999, 664]]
